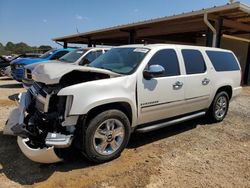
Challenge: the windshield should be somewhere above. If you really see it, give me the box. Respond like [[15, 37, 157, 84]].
[[40, 49, 56, 59], [89, 47, 149, 74], [59, 49, 88, 63]]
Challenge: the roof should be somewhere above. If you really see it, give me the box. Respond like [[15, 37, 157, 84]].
[[53, 2, 250, 45], [112, 44, 232, 52]]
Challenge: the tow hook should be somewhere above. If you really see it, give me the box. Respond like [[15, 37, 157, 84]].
[[45, 132, 73, 148]]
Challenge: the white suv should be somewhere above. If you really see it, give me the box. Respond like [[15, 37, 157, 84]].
[[5, 44, 242, 163]]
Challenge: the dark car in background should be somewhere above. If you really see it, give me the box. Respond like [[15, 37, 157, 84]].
[[0, 56, 11, 76]]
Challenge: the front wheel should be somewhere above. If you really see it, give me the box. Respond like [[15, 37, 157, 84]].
[[83, 110, 131, 163], [207, 91, 229, 122]]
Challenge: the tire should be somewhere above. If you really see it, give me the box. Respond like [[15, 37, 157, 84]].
[[207, 91, 229, 123], [83, 109, 131, 163]]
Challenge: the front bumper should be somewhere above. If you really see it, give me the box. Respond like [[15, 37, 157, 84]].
[[17, 137, 62, 163], [3, 92, 29, 135], [4, 92, 71, 163]]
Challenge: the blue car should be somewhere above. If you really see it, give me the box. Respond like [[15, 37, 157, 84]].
[[10, 48, 74, 81]]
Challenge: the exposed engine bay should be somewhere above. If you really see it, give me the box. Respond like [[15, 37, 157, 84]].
[[4, 69, 114, 163]]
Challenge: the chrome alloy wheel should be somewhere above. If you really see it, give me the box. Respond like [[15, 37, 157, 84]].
[[93, 119, 125, 155], [215, 95, 228, 119]]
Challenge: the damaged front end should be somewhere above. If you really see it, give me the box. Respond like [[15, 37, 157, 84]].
[[4, 63, 119, 163], [4, 82, 76, 163]]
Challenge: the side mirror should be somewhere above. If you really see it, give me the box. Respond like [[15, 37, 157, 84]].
[[143, 65, 165, 79]]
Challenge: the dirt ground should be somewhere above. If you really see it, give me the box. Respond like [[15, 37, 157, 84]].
[[0, 76, 249, 188]]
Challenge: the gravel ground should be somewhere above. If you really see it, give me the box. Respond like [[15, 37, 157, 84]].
[[0, 76, 249, 188]]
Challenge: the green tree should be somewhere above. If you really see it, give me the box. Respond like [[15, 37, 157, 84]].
[[5, 42, 15, 51], [0, 41, 53, 55], [38, 45, 52, 53], [39, 45, 52, 50], [14, 42, 32, 54]]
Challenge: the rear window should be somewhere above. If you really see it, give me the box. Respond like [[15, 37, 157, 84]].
[[206, 51, 240, 71]]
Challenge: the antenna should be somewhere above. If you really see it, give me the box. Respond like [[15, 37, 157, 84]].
[[76, 24, 79, 34]]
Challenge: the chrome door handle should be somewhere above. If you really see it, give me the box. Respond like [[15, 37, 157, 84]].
[[202, 78, 210, 85], [173, 81, 183, 89]]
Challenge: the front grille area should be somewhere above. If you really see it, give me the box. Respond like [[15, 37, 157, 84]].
[[25, 69, 32, 79]]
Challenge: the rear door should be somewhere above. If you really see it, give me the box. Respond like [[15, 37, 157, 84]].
[[137, 48, 185, 125], [180, 48, 211, 112]]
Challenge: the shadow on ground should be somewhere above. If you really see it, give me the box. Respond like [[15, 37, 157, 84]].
[[0, 83, 23, 88], [0, 118, 207, 185], [0, 132, 94, 185], [0, 77, 13, 81], [128, 117, 207, 148]]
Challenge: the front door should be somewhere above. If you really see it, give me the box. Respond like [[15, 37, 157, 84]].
[[137, 48, 185, 125]]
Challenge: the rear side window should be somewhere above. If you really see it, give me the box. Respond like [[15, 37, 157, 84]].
[[148, 49, 180, 77], [50, 51, 69, 60], [182, 49, 206, 74], [206, 51, 240, 71]]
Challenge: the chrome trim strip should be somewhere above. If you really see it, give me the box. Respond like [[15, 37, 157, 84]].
[[141, 99, 183, 109], [141, 95, 210, 109], [185, 95, 210, 101]]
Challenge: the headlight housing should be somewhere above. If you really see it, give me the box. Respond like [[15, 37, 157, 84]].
[[15, 64, 25, 68], [64, 95, 74, 116]]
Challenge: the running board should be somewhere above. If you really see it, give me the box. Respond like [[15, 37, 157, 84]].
[[136, 111, 206, 133]]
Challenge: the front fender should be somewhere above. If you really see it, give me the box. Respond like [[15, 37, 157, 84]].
[[57, 75, 137, 125]]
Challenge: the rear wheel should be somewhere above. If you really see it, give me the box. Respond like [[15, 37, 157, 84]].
[[207, 91, 229, 122], [83, 109, 131, 163]]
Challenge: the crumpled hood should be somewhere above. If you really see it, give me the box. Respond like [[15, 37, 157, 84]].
[[24, 60, 60, 71], [11, 57, 47, 65], [32, 62, 120, 85]]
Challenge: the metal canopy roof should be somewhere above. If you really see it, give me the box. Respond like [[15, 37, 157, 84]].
[[53, 2, 250, 46]]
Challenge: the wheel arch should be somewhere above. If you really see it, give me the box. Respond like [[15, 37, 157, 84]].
[[215, 85, 232, 100], [85, 102, 133, 126]]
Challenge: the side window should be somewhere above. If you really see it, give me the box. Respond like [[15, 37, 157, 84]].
[[206, 51, 240, 71], [50, 51, 69, 60], [95, 50, 103, 58], [85, 51, 96, 62], [182, 49, 206, 74], [147, 49, 180, 77], [79, 51, 96, 65]]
